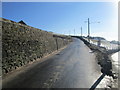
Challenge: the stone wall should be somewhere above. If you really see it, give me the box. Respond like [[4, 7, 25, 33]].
[[1, 18, 72, 74]]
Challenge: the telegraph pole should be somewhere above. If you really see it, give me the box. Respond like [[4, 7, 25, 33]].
[[81, 27, 82, 37], [88, 18, 90, 42], [69, 30, 70, 36], [85, 18, 100, 42], [74, 29, 75, 36]]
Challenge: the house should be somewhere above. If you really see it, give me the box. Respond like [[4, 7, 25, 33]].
[[18, 20, 27, 25]]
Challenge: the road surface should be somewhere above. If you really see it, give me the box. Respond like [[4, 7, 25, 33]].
[[2, 38, 102, 88]]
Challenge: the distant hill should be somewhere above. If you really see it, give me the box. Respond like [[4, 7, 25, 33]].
[[110, 40, 120, 45], [90, 36, 106, 41]]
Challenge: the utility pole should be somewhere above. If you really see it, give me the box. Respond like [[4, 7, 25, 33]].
[[85, 18, 100, 42], [74, 29, 75, 36], [88, 18, 90, 42], [69, 30, 70, 36], [81, 27, 82, 37]]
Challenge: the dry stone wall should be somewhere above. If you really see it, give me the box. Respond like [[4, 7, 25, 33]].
[[2, 18, 72, 74]]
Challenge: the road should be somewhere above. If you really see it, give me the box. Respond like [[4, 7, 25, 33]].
[[2, 38, 102, 88]]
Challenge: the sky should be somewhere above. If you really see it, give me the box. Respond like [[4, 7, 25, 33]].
[[2, 2, 118, 41]]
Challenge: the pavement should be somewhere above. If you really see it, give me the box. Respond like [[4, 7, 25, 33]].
[[2, 38, 102, 88]]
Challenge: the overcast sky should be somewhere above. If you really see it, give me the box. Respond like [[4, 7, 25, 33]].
[[2, 2, 118, 41]]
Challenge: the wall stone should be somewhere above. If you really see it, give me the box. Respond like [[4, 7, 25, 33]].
[[1, 18, 72, 74]]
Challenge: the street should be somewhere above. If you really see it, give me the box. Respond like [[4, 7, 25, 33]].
[[2, 38, 102, 88]]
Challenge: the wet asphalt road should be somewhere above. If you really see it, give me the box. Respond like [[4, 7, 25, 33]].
[[2, 38, 101, 88]]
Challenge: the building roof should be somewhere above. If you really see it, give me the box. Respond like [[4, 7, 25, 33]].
[[18, 20, 27, 25]]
